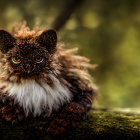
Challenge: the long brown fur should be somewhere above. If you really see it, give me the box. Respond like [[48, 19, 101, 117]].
[[0, 22, 97, 135]]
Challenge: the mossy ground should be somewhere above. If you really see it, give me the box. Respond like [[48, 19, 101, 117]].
[[0, 108, 140, 140]]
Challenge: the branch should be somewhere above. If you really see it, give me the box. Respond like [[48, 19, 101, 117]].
[[0, 108, 140, 139], [52, 0, 84, 31]]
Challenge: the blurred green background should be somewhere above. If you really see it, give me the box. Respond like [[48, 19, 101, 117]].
[[0, 0, 140, 108]]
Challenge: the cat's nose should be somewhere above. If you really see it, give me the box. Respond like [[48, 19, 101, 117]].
[[24, 64, 33, 73]]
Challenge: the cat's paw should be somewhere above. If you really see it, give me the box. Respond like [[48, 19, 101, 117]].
[[0, 105, 25, 124], [47, 102, 87, 135], [47, 118, 68, 135], [47, 115, 80, 135], [0, 95, 25, 124]]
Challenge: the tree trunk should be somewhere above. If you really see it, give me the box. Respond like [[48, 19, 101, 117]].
[[0, 108, 140, 140], [52, 0, 84, 31]]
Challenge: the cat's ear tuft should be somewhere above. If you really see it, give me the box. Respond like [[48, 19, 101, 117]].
[[36, 29, 57, 54], [0, 30, 16, 53]]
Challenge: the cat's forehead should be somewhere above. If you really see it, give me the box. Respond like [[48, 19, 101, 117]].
[[16, 37, 35, 49], [8, 37, 46, 56]]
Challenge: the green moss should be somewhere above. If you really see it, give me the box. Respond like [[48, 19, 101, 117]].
[[0, 108, 140, 139]]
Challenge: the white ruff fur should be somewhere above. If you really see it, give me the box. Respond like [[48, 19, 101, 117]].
[[8, 75, 72, 117]]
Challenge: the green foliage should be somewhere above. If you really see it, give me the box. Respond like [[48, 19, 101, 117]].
[[0, 0, 140, 108]]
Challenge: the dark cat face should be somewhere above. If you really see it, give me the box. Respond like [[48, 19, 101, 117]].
[[8, 39, 48, 77], [0, 29, 57, 78]]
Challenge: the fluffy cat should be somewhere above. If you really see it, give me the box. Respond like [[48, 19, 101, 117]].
[[0, 23, 97, 134]]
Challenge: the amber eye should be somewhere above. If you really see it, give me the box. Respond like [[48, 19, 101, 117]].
[[12, 56, 21, 64], [35, 57, 44, 63]]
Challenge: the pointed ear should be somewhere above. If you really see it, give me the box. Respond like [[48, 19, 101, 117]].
[[0, 30, 16, 53], [36, 29, 57, 54]]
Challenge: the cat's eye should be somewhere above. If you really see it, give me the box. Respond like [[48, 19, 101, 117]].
[[12, 56, 21, 64], [35, 57, 44, 63]]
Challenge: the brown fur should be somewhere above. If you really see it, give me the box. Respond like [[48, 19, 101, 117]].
[[0, 22, 97, 134]]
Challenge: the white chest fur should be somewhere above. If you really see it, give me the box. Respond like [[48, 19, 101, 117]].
[[8, 75, 72, 117]]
